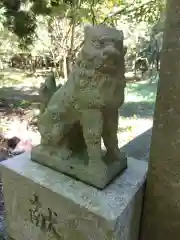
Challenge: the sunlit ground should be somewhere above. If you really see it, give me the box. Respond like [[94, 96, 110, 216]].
[[117, 73, 158, 146], [117, 117, 153, 148]]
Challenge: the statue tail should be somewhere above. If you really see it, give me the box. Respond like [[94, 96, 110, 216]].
[[39, 72, 62, 113]]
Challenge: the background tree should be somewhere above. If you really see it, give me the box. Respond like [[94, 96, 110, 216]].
[[0, 0, 166, 78], [1, 0, 165, 46]]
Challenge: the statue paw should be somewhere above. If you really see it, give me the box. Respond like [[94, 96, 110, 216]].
[[104, 148, 126, 163], [88, 160, 107, 172]]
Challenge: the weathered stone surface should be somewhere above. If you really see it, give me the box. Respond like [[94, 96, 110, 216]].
[[32, 24, 127, 189], [0, 153, 147, 240]]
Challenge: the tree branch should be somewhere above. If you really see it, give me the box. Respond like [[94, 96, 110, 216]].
[[90, 0, 96, 25], [102, 0, 156, 23]]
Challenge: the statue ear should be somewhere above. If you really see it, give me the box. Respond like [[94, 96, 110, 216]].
[[119, 30, 124, 40], [84, 25, 92, 39], [123, 46, 127, 56]]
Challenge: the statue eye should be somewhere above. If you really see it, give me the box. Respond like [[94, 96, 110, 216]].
[[92, 39, 98, 45], [92, 39, 104, 48], [98, 40, 104, 47]]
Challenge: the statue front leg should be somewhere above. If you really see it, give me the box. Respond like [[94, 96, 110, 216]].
[[81, 109, 105, 168], [39, 121, 62, 146], [102, 108, 126, 163]]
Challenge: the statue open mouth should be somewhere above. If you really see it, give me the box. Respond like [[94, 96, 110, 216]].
[[104, 58, 114, 65], [107, 58, 117, 67], [102, 50, 120, 66]]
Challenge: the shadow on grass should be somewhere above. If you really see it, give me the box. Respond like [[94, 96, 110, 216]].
[[0, 86, 40, 113], [120, 76, 158, 118], [121, 127, 152, 161], [0, 68, 158, 119], [126, 76, 158, 102], [0, 86, 39, 100], [0, 68, 47, 87], [120, 101, 155, 118]]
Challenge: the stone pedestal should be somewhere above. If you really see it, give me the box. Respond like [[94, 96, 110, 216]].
[[31, 145, 127, 189], [0, 153, 147, 240]]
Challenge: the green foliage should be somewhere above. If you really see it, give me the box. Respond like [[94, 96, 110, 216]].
[[30, 0, 52, 15], [127, 0, 165, 24], [0, 0, 165, 48], [101, 0, 165, 26], [2, 0, 21, 12], [13, 11, 36, 38]]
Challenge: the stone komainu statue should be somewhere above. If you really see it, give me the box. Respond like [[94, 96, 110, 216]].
[[32, 24, 127, 189]]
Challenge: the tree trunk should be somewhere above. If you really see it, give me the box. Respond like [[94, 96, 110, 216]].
[[63, 54, 68, 81], [140, 1, 180, 239]]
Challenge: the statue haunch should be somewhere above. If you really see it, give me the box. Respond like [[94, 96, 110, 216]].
[[38, 24, 127, 168]]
